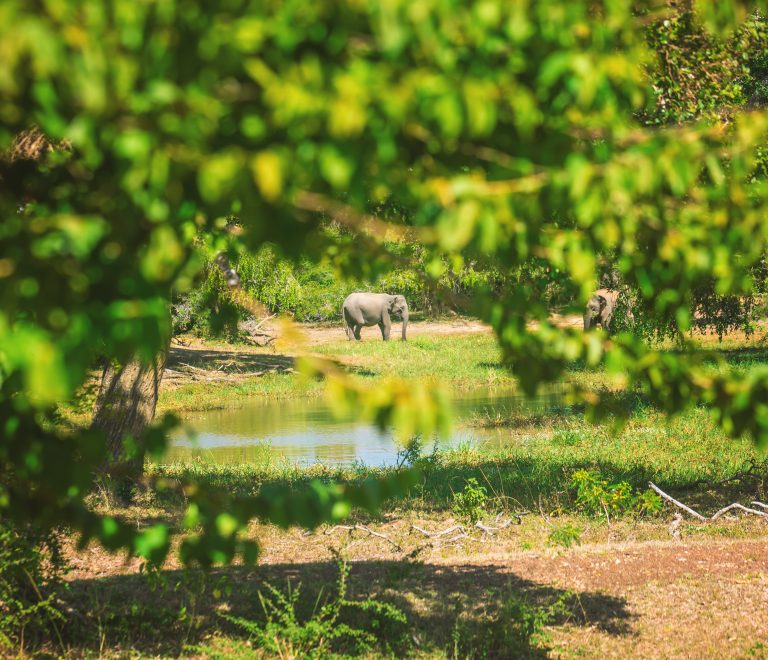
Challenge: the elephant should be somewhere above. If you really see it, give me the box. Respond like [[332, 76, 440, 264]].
[[583, 288, 620, 331], [342, 292, 409, 341]]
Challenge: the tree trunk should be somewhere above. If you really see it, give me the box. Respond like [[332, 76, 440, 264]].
[[91, 346, 168, 489]]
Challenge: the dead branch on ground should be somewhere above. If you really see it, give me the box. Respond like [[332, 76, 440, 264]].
[[410, 524, 465, 538], [649, 482, 768, 522], [474, 513, 528, 536], [325, 525, 402, 551]]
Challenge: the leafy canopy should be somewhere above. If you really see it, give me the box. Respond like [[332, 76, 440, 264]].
[[2, 0, 768, 565]]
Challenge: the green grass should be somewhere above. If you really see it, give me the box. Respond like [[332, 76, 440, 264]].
[[314, 334, 514, 387], [158, 332, 631, 414], [158, 372, 319, 413], [150, 403, 764, 514]]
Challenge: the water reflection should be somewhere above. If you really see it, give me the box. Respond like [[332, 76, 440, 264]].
[[167, 387, 565, 467]]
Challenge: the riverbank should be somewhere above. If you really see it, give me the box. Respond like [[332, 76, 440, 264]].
[[157, 317, 768, 415]]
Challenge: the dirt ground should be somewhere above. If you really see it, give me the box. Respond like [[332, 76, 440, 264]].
[[173, 313, 590, 349]]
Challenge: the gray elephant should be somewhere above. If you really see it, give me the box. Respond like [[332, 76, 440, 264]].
[[583, 288, 620, 331], [342, 292, 409, 341]]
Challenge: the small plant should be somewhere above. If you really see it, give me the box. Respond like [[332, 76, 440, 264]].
[[633, 488, 664, 516], [222, 561, 410, 657], [570, 469, 662, 520], [452, 477, 489, 524], [547, 524, 583, 549], [396, 436, 423, 468]]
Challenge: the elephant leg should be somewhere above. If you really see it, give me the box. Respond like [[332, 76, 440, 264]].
[[345, 324, 353, 340], [379, 320, 391, 341], [353, 325, 362, 340]]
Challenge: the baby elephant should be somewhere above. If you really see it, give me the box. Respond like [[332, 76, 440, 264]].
[[584, 289, 620, 331], [342, 293, 409, 341]]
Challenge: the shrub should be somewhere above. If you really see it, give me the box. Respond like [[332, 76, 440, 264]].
[[221, 561, 410, 657], [452, 477, 489, 524], [0, 522, 66, 650], [547, 524, 583, 549], [570, 469, 662, 520]]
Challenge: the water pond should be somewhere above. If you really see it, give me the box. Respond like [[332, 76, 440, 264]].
[[167, 386, 568, 467]]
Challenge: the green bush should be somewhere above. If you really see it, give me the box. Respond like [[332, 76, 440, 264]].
[[0, 522, 66, 650], [220, 561, 410, 657], [452, 477, 489, 524], [570, 470, 662, 520], [547, 524, 583, 549]]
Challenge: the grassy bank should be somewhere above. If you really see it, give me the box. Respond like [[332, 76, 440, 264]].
[[150, 404, 763, 512], [158, 331, 615, 414], [159, 328, 768, 415]]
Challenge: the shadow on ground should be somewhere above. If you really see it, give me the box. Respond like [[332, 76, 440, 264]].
[[168, 346, 295, 375], [59, 559, 633, 656]]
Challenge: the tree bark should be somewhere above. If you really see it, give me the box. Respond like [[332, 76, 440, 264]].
[[92, 345, 168, 487]]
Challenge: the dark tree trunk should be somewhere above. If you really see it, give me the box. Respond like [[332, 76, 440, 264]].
[[92, 346, 168, 489]]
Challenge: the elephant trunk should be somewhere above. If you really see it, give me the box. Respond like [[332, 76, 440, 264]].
[[583, 312, 592, 331], [401, 306, 409, 340]]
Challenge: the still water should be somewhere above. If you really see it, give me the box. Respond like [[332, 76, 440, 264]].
[[167, 387, 566, 467]]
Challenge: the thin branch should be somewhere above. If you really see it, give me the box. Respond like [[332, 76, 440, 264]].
[[474, 515, 521, 536], [410, 524, 466, 538], [443, 533, 470, 543], [648, 482, 707, 521], [250, 314, 277, 333], [649, 482, 768, 522], [710, 503, 768, 521], [325, 524, 402, 551]]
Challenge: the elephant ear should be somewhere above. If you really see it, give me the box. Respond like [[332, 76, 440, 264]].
[[597, 294, 608, 310]]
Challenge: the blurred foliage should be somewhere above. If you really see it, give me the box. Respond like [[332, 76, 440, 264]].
[[643, 10, 757, 124], [3, 0, 768, 569]]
